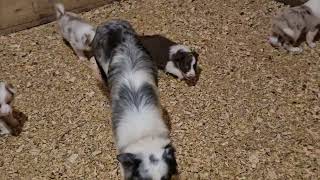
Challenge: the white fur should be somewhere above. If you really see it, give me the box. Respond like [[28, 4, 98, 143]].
[[54, 3, 95, 60], [0, 82, 15, 135], [54, 3, 64, 18], [0, 104, 12, 116], [117, 106, 169, 150], [0, 121, 11, 135], [305, 0, 320, 18], [0, 83, 8, 105], [165, 61, 184, 80], [268, 36, 282, 47], [282, 43, 303, 53], [186, 57, 196, 78], [113, 55, 156, 90]]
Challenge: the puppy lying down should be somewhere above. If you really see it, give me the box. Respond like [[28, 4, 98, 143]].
[[139, 35, 198, 82], [268, 0, 320, 53]]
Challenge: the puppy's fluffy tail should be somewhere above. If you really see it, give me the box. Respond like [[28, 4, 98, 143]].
[[53, 3, 65, 19]]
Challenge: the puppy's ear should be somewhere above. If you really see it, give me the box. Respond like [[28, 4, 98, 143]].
[[163, 144, 178, 175], [117, 153, 141, 168], [163, 144, 176, 159], [5, 83, 16, 95]]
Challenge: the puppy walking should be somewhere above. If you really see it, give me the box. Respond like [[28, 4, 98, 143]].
[[92, 20, 177, 180], [268, 0, 320, 53], [53, 3, 95, 60]]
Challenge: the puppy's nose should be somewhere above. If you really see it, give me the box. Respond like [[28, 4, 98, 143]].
[[186, 72, 196, 78]]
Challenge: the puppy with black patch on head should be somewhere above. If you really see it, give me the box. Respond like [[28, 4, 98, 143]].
[[139, 35, 198, 83], [53, 2, 95, 61], [91, 20, 178, 180], [268, 0, 320, 53], [0, 82, 18, 135]]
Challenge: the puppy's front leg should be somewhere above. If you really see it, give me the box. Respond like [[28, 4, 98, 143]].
[[306, 29, 319, 48], [283, 43, 303, 53], [89, 57, 104, 82], [71, 44, 87, 61], [165, 61, 184, 80]]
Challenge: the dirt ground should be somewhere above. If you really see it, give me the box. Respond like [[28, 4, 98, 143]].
[[0, 0, 319, 179]]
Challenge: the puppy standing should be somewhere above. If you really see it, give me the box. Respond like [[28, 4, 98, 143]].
[[53, 3, 95, 60], [92, 20, 178, 180], [0, 82, 18, 135], [268, 0, 320, 53], [140, 35, 198, 81]]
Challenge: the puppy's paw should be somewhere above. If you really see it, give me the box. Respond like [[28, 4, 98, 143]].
[[289, 47, 303, 54], [308, 42, 316, 48]]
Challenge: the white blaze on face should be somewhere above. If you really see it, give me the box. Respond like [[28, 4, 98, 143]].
[[186, 57, 196, 78]]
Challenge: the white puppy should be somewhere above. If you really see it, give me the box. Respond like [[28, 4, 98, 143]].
[[54, 3, 96, 61], [0, 82, 18, 135]]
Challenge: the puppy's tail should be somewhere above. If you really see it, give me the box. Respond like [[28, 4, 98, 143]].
[[53, 3, 65, 19]]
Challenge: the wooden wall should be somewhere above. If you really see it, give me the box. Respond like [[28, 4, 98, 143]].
[[0, 0, 112, 35]]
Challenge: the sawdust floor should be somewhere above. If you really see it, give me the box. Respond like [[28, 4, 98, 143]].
[[0, 0, 319, 179]]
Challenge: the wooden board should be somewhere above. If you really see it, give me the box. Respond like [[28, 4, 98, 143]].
[[0, 0, 112, 35]]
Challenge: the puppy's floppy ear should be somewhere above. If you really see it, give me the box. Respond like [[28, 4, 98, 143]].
[[117, 153, 141, 168], [5, 83, 16, 95], [163, 144, 176, 159], [163, 144, 178, 174]]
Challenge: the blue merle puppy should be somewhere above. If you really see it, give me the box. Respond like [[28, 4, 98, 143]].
[[91, 20, 178, 180]]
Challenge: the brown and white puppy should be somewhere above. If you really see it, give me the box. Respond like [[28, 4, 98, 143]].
[[54, 3, 95, 60], [268, 0, 320, 53], [0, 82, 18, 135], [139, 35, 198, 82]]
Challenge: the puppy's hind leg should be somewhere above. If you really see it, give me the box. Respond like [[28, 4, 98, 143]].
[[283, 43, 303, 54], [306, 29, 319, 48]]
